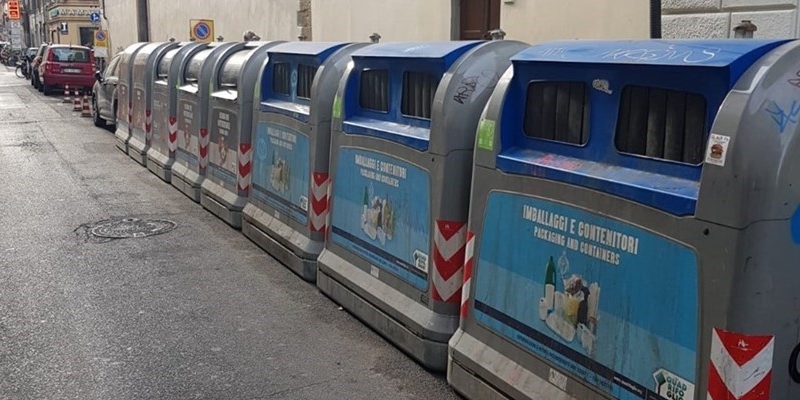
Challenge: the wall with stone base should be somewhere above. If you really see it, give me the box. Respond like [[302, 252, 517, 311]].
[[662, 0, 798, 39]]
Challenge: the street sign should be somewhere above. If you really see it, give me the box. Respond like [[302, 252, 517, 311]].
[[60, 22, 69, 34], [9, 21, 21, 29], [8, 0, 20, 20], [94, 30, 108, 47], [90, 12, 101, 24], [189, 19, 214, 43]]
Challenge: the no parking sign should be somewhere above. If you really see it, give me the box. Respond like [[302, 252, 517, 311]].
[[190, 19, 214, 43]]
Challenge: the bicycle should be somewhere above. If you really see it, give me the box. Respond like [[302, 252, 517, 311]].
[[15, 60, 29, 79]]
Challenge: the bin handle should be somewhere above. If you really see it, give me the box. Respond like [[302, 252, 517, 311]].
[[789, 342, 800, 383]]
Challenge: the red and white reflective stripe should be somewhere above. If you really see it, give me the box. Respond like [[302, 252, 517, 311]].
[[460, 231, 475, 320], [324, 178, 333, 241], [145, 109, 152, 141], [708, 328, 774, 400], [309, 172, 330, 232], [237, 143, 252, 194], [167, 117, 178, 153], [431, 220, 467, 303], [198, 128, 209, 169]]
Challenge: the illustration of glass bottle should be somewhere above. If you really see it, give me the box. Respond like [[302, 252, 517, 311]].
[[544, 256, 556, 310]]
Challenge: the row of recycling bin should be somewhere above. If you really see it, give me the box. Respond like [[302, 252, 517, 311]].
[[112, 37, 800, 400]]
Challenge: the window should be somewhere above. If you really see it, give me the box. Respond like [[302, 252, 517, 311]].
[[272, 62, 291, 95], [615, 86, 707, 164], [401, 71, 438, 119], [524, 81, 590, 145], [359, 69, 389, 113], [51, 48, 90, 63], [297, 64, 317, 99], [104, 55, 121, 78]]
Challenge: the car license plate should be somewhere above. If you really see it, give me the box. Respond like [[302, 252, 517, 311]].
[[63, 68, 81, 74]]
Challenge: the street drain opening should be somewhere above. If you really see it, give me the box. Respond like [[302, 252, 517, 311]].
[[90, 218, 177, 239]]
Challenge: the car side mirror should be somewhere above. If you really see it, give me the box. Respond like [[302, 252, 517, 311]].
[[95, 71, 103, 82]]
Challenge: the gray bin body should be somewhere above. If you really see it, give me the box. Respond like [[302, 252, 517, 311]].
[[129, 41, 180, 166], [448, 39, 800, 400], [240, 41, 365, 281], [200, 41, 284, 228], [114, 42, 148, 154], [171, 42, 241, 202], [317, 40, 528, 372], [147, 43, 205, 182]]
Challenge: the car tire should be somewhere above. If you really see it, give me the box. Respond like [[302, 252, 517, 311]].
[[42, 85, 52, 96], [92, 98, 106, 127]]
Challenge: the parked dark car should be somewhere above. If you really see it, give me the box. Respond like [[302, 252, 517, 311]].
[[31, 43, 48, 90], [91, 53, 122, 127], [38, 44, 95, 95]]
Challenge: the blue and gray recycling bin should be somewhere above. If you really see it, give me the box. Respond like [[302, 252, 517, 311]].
[[199, 40, 284, 228], [240, 41, 367, 281], [171, 42, 242, 203], [447, 39, 800, 400], [114, 42, 147, 154], [317, 39, 527, 372], [128, 41, 180, 167]]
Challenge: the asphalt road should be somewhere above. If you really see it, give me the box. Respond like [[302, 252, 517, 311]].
[[0, 66, 462, 400]]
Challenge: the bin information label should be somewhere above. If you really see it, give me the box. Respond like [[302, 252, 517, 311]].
[[251, 122, 310, 225], [208, 108, 239, 188], [330, 148, 431, 290], [473, 192, 697, 400], [176, 99, 198, 168], [131, 88, 146, 140], [117, 83, 129, 127], [150, 91, 167, 154]]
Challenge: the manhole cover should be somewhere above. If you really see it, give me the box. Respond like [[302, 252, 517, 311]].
[[90, 218, 177, 239]]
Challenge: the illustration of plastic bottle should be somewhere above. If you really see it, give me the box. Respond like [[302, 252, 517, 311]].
[[558, 250, 570, 287], [544, 256, 556, 310]]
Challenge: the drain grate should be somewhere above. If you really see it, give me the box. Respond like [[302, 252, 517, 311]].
[[90, 218, 177, 239]]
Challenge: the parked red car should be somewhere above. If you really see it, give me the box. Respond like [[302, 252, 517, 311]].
[[38, 44, 95, 96]]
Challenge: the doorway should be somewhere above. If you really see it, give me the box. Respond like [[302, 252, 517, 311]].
[[459, 0, 501, 40]]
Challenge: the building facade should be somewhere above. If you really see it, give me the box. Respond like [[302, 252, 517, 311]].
[[662, 0, 800, 39], [45, 1, 102, 46], [20, 0, 100, 47], [28, 0, 800, 61], [100, 0, 304, 56], [311, 0, 652, 43]]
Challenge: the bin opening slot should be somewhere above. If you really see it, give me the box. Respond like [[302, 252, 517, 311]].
[[273, 62, 291, 95], [218, 50, 253, 91], [157, 54, 173, 80], [297, 64, 318, 100], [401, 71, 438, 120], [615, 86, 707, 165], [524, 81, 589, 146], [359, 69, 389, 113], [184, 50, 211, 84]]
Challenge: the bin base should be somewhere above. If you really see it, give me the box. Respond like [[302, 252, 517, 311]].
[[448, 329, 583, 400], [146, 150, 173, 183], [317, 249, 457, 372], [200, 180, 245, 229], [171, 163, 202, 203], [114, 129, 129, 154], [128, 136, 148, 167], [241, 204, 320, 282]]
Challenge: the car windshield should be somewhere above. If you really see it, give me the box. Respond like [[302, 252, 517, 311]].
[[51, 48, 90, 63]]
